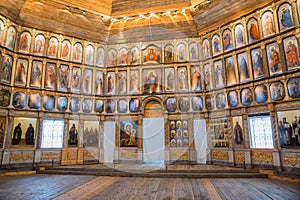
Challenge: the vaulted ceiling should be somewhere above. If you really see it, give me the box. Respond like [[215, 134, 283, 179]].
[[0, 0, 273, 44]]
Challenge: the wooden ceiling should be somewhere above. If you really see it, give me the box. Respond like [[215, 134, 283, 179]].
[[0, 0, 273, 44]]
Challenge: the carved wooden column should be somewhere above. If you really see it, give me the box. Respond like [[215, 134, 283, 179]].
[[77, 119, 84, 164], [205, 113, 212, 164], [137, 114, 143, 162], [188, 114, 196, 164], [61, 116, 70, 165], [33, 112, 43, 168], [164, 113, 170, 165], [99, 116, 104, 163]]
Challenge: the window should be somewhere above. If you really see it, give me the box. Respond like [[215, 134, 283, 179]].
[[41, 119, 64, 148], [249, 115, 274, 148]]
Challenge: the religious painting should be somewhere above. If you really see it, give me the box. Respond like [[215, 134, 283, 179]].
[[44, 63, 56, 90], [33, 34, 45, 56], [70, 97, 80, 112], [254, 84, 268, 104], [166, 97, 176, 112], [142, 45, 161, 64], [118, 99, 127, 113], [95, 70, 103, 95], [12, 92, 26, 109], [164, 44, 174, 63], [118, 71, 127, 95], [28, 94, 41, 109], [165, 67, 175, 92], [212, 34, 221, 56], [73, 42, 83, 63], [108, 48, 117, 66], [71, 67, 81, 93], [0, 89, 10, 107], [120, 121, 138, 147], [228, 90, 238, 107], [83, 121, 99, 147], [47, 37, 58, 58], [190, 65, 202, 92], [266, 42, 283, 76], [247, 17, 260, 44], [12, 118, 37, 146], [237, 52, 251, 83], [14, 58, 28, 87], [251, 48, 266, 79], [57, 64, 69, 91], [142, 68, 162, 94], [232, 116, 244, 146], [94, 100, 104, 113], [82, 98, 92, 113], [83, 68, 92, 94], [287, 77, 300, 98], [57, 96, 68, 112], [5, 26, 16, 50], [261, 11, 276, 38], [223, 29, 233, 52], [85, 44, 94, 65], [189, 42, 199, 61], [176, 43, 186, 62], [234, 24, 246, 48], [201, 38, 210, 59], [18, 31, 31, 53], [192, 96, 203, 111], [216, 92, 226, 109], [1, 54, 13, 84], [43, 95, 55, 111], [225, 56, 237, 86], [241, 88, 253, 106], [60, 40, 71, 61], [0, 19, 4, 44], [106, 99, 115, 113], [106, 71, 115, 95], [96, 47, 105, 66], [170, 120, 189, 148], [178, 97, 190, 112], [129, 98, 139, 113], [0, 116, 5, 148], [204, 63, 212, 91], [214, 60, 225, 88], [68, 120, 79, 146], [177, 66, 188, 92], [130, 46, 139, 65], [130, 70, 139, 94], [205, 95, 214, 110], [118, 47, 128, 65], [278, 3, 294, 32], [283, 36, 300, 71], [30, 60, 43, 88], [270, 81, 285, 101]]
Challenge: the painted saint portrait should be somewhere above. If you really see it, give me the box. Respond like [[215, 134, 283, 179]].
[[108, 48, 117, 66], [223, 29, 233, 52], [212, 34, 221, 56], [60, 40, 71, 61], [70, 97, 80, 112], [28, 94, 41, 109], [5, 26, 16, 50], [71, 67, 81, 93], [205, 95, 214, 110], [129, 99, 139, 113], [57, 96, 68, 112], [270, 81, 285, 101], [96, 47, 105, 66], [166, 98, 176, 112], [83, 121, 99, 147], [0, 19, 4, 44], [85, 45, 94, 65], [83, 68, 92, 94], [214, 60, 224, 88], [261, 11, 275, 38], [14, 58, 28, 87], [228, 90, 238, 107], [177, 43, 186, 62], [82, 98, 92, 113], [106, 99, 115, 113], [204, 63, 212, 91], [73, 42, 83, 63], [278, 3, 294, 32], [225, 56, 237, 86], [95, 70, 103, 95], [33, 34, 45, 56], [192, 96, 203, 111], [106, 71, 115, 95], [19, 31, 31, 53], [178, 66, 188, 92], [47, 37, 58, 58], [251, 48, 266, 79], [57, 64, 69, 91], [283, 36, 300, 71], [43, 95, 55, 111], [164, 44, 174, 63], [130, 46, 139, 65], [165, 67, 175, 92], [247, 18, 260, 44], [189, 42, 199, 61], [254, 85, 268, 104], [266, 42, 283, 76], [142, 45, 161, 64], [44, 63, 56, 90], [235, 24, 246, 48], [118, 71, 127, 95], [216, 93, 226, 109], [241, 88, 253, 106], [118, 99, 127, 113], [178, 97, 190, 112], [0, 89, 11, 107], [233, 116, 244, 146], [202, 39, 210, 59], [30, 60, 43, 88], [190, 65, 202, 92], [237, 52, 250, 83], [94, 100, 104, 113], [287, 77, 300, 98], [1, 54, 13, 84], [120, 121, 138, 147], [130, 70, 139, 94], [12, 92, 26, 109], [143, 69, 162, 94], [118, 47, 128, 65]]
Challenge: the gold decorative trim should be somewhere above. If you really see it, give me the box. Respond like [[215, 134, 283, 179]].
[[212, 151, 229, 161], [252, 152, 273, 164], [283, 154, 300, 167], [235, 151, 245, 163]]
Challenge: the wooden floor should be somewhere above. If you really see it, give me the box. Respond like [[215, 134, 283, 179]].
[[0, 174, 299, 200]]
